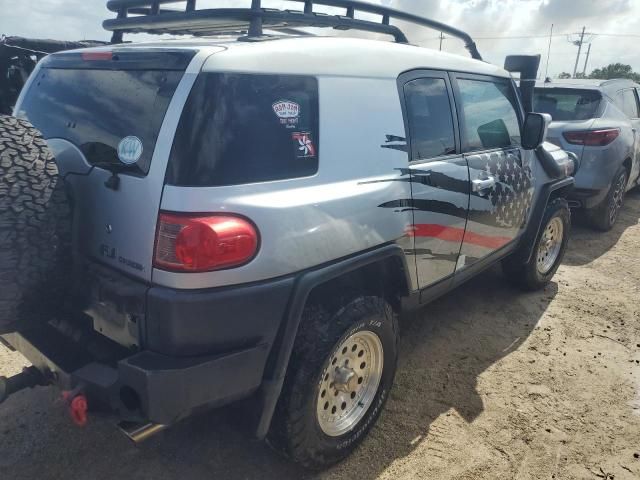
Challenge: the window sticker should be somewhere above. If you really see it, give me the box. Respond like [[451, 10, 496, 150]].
[[117, 136, 143, 165], [292, 131, 316, 158], [273, 100, 300, 128]]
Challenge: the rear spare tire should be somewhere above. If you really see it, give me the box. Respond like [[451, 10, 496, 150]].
[[0, 115, 72, 333]]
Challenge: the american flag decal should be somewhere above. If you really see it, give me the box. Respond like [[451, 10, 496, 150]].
[[472, 149, 535, 229]]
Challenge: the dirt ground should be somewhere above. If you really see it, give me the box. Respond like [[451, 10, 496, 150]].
[[1, 192, 639, 480]]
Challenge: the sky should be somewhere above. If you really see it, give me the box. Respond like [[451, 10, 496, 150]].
[[1, 0, 640, 78]]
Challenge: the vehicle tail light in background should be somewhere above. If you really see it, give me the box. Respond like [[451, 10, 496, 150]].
[[563, 128, 620, 146], [81, 51, 114, 61], [154, 213, 259, 272]]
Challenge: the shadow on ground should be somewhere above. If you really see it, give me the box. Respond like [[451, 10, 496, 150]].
[[0, 265, 556, 480], [564, 188, 640, 266]]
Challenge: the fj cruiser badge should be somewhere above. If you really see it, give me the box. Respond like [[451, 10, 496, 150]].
[[272, 100, 300, 128], [117, 136, 143, 165]]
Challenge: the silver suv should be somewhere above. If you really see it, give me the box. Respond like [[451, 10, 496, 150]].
[[534, 78, 640, 230], [0, 0, 577, 469]]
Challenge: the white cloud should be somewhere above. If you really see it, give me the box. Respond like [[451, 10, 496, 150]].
[[1, 0, 639, 77]]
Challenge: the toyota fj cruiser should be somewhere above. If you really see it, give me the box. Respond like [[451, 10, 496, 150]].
[[0, 0, 577, 469]]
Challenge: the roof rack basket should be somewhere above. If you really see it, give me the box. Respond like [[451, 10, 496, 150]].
[[104, 0, 482, 60]]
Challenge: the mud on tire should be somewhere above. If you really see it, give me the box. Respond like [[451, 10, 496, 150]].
[[0, 115, 72, 333], [268, 295, 399, 469]]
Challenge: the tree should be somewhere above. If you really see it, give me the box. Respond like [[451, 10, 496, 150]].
[[589, 63, 640, 82], [558, 72, 572, 79]]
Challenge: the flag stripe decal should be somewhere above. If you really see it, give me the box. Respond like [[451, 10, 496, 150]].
[[409, 224, 511, 250]]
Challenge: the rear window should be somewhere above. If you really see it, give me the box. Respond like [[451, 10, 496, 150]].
[[20, 65, 185, 176], [533, 88, 601, 121], [166, 73, 319, 186]]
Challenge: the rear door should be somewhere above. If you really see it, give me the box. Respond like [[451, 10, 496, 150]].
[[400, 71, 470, 292], [451, 73, 534, 270], [16, 49, 197, 281], [616, 88, 640, 184]]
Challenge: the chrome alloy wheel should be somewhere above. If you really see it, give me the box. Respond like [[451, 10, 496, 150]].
[[316, 330, 384, 437], [609, 172, 627, 225], [536, 216, 564, 275]]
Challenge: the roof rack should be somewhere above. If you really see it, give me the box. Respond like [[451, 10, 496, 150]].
[[103, 0, 482, 60]]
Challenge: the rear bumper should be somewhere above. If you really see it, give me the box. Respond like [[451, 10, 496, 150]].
[[568, 186, 608, 209], [2, 265, 294, 425], [3, 327, 270, 424]]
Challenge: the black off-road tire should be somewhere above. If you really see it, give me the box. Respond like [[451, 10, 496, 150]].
[[0, 115, 72, 333], [587, 165, 627, 232], [268, 295, 399, 470], [502, 197, 570, 291]]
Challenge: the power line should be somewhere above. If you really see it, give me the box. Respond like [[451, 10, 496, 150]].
[[419, 32, 640, 41]]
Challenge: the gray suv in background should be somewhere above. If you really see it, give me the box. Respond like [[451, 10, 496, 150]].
[[534, 79, 640, 230]]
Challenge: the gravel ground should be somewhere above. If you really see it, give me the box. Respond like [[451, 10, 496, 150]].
[[1, 191, 639, 480]]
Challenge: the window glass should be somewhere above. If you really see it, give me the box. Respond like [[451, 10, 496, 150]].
[[403, 78, 456, 160], [167, 73, 319, 186], [533, 88, 601, 120], [457, 79, 521, 151], [20, 68, 183, 176], [618, 89, 640, 118]]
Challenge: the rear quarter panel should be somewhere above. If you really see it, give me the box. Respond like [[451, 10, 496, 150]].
[[573, 101, 634, 191], [156, 75, 416, 290]]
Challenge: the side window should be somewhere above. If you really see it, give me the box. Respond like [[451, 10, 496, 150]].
[[617, 89, 639, 118], [457, 78, 521, 151], [404, 78, 456, 161], [167, 73, 319, 187]]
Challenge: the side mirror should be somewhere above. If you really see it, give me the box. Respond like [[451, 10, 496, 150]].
[[522, 112, 551, 150]]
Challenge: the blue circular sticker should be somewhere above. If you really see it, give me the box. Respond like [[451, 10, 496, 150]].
[[117, 136, 143, 165]]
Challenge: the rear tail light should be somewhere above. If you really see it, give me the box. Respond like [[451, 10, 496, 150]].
[[563, 128, 620, 146], [154, 213, 259, 272]]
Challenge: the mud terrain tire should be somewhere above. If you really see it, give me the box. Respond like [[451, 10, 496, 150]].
[[0, 115, 72, 333], [268, 295, 399, 469]]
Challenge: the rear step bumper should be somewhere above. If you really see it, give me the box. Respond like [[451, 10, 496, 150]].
[[2, 325, 269, 426]]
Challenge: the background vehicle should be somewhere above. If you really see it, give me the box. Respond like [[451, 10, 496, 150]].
[[534, 78, 640, 230], [0, 35, 107, 114], [0, 0, 576, 469]]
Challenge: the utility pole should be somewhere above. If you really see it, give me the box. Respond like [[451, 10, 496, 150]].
[[572, 26, 585, 78], [582, 43, 592, 77], [544, 23, 554, 80], [438, 32, 446, 51]]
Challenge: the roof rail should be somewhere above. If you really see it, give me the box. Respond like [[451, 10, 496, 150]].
[[103, 0, 482, 60]]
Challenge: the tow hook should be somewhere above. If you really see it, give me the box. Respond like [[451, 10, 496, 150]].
[[0, 366, 47, 405], [62, 389, 89, 427]]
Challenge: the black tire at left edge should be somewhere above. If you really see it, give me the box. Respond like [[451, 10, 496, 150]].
[[0, 114, 73, 334]]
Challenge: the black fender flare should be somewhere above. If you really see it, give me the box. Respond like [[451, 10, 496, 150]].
[[512, 177, 575, 266], [253, 243, 412, 438]]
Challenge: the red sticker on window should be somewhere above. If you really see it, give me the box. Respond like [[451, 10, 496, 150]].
[[292, 132, 316, 158]]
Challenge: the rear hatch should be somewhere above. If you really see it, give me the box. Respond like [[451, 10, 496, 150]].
[[16, 48, 196, 281], [533, 87, 600, 157]]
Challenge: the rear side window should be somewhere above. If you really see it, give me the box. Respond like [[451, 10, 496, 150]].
[[615, 89, 640, 118], [404, 78, 456, 161], [167, 73, 319, 186], [457, 78, 521, 151], [533, 88, 601, 121]]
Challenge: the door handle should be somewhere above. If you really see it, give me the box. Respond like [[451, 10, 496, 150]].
[[414, 172, 431, 186], [472, 176, 496, 193]]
